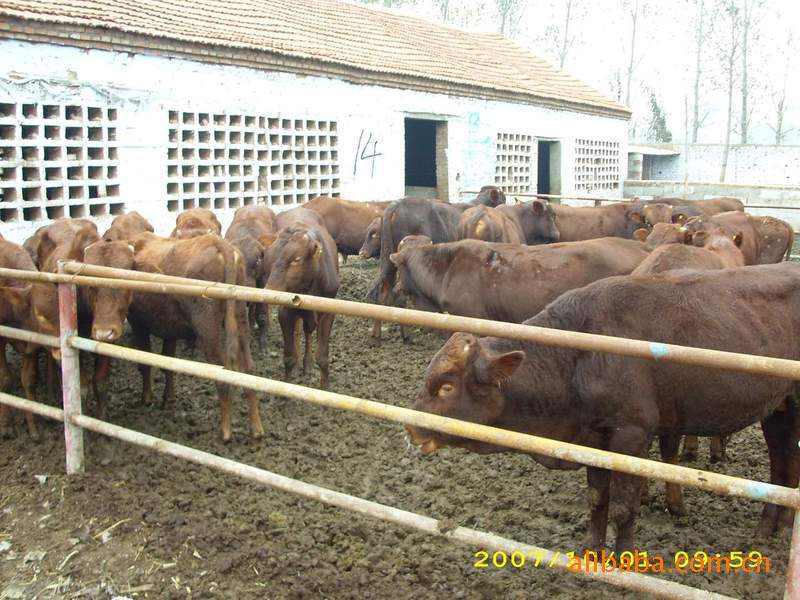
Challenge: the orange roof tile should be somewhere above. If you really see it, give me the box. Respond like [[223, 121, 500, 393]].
[[0, 0, 631, 118]]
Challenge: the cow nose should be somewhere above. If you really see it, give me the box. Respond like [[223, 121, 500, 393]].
[[92, 328, 118, 342]]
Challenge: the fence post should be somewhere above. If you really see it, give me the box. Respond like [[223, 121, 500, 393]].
[[786, 509, 800, 599], [57, 261, 83, 474]]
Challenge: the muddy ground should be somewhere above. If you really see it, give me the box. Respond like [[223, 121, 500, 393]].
[[0, 258, 793, 599]]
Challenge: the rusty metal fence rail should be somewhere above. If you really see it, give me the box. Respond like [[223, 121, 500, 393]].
[[0, 262, 798, 598]]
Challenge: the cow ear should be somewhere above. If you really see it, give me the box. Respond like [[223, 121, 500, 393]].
[[732, 232, 743, 247], [628, 210, 643, 224], [476, 350, 525, 386], [37, 230, 56, 269], [633, 228, 649, 242], [531, 200, 545, 215], [258, 234, 277, 250], [691, 230, 707, 247], [389, 252, 404, 266]]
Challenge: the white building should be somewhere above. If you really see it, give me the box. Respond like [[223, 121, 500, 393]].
[[0, 0, 630, 243]]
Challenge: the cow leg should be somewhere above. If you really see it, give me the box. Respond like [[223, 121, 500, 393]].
[[46, 354, 60, 404], [758, 405, 790, 538], [659, 434, 687, 516], [315, 312, 335, 389], [20, 352, 39, 441], [132, 327, 153, 405], [301, 312, 317, 376], [253, 303, 268, 352], [778, 397, 800, 529], [161, 338, 177, 407], [607, 426, 649, 552], [585, 466, 610, 550], [0, 339, 12, 438], [680, 435, 699, 461], [92, 355, 112, 420], [709, 435, 729, 462], [278, 308, 299, 379]]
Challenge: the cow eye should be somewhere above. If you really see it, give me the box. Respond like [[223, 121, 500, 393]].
[[292, 256, 302, 263], [438, 383, 454, 396], [370, 233, 376, 238]]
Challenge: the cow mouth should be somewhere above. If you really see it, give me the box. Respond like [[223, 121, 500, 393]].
[[404, 426, 440, 455]]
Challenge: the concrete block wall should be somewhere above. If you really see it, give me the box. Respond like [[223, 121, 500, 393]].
[[0, 39, 628, 244], [624, 180, 800, 230]]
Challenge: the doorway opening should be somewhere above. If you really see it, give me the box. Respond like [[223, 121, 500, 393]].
[[405, 118, 448, 199], [537, 140, 562, 195]]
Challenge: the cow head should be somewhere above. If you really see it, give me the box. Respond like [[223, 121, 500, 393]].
[[359, 217, 382, 259], [523, 200, 560, 244], [405, 333, 525, 455], [389, 236, 433, 298], [637, 222, 691, 250], [476, 185, 506, 208], [264, 227, 325, 294], [82, 242, 134, 342]]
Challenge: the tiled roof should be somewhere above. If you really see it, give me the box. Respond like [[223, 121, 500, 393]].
[[0, 0, 630, 118]]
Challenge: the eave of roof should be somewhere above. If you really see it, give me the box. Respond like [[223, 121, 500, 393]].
[[0, 0, 632, 120]]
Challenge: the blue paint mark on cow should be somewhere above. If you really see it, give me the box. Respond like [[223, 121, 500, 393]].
[[649, 343, 669, 360], [745, 481, 772, 500]]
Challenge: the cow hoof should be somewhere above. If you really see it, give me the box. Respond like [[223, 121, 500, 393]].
[[401, 336, 414, 345], [679, 450, 697, 463], [251, 428, 265, 440], [755, 519, 777, 540], [709, 452, 726, 463], [667, 503, 687, 517]]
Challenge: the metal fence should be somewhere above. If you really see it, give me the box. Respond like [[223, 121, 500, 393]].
[[0, 261, 799, 599]]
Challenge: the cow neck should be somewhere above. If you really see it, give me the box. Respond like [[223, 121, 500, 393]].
[[405, 243, 456, 306]]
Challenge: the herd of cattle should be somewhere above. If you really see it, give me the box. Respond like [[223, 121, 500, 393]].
[[1, 184, 799, 552]]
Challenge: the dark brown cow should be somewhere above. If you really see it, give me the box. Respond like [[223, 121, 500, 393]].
[[457, 205, 524, 244], [0, 239, 58, 439], [305, 196, 391, 258], [493, 200, 560, 244], [102, 212, 154, 242], [129, 232, 263, 441], [369, 197, 558, 341], [542, 202, 645, 241], [358, 217, 382, 259], [682, 212, 793, 265], [225, 205, 278, 349], [390, 237, 648, 323], [406, 263, 800, 550], [265, 209, 339, 379], [263, 208, 339, 388], [170, 208, 222, 239], [473, 185, 506, 207]]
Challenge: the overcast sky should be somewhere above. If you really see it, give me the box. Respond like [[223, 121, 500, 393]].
[[358, 0, 800, 145]]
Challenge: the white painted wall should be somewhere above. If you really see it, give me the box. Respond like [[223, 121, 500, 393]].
[[0, 40, 628, 244]]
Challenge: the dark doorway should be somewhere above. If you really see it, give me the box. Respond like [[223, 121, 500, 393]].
[[537, 141, 551, 194], [537, 140, 561, 195], [405, 118, 447, 198]]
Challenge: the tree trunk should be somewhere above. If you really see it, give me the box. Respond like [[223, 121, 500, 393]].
[[739, 0, 750, 144], [720, 16, 736, 183], [625, 0, 639, 108], [559, 0, 573, 69], [691, 0, 704, 143], [775, 98, 784, 145]]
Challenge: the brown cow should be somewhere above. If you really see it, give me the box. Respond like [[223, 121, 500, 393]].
[[682, 212, 793, 265], [492, 200, 560, 245], [632, 223, 745, 275], [649, 196, 745, 216], [305, 196, 391, 258], [358, 217, 382, 259], [457, 205, 524, 244], [24, 218, 99, 268], [406, 263, 800, 550], [171, 208, 222, 239], [541, 202, 645, 241], [473, 185, 507, 207], [225, 205, 278, 349], [263, 208, 339, 388], [0, 239, 59, 439], [129, 232, 263, 441], [102, 212, 154, 242], [390, 237, 648, 324], [368, 196, 554, 342]]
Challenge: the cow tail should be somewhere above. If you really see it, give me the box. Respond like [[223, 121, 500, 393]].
[[785, 226, 795, 262], [367, 203, 396, 304], [222, 243, 239, 374]]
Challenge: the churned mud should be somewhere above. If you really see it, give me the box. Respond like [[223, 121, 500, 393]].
[[0, 257, 793, 599]]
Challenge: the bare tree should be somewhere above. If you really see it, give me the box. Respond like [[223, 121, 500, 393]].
[[496, 0, 523, 36], [717, 0, 740, 182], [768, 31, 795, 145], [690, 0, 717, 142], [558, 0, 577, 69], [738, 0, 765, 143], [433, 0, 451, 21], [624, 0, 641, 108]]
